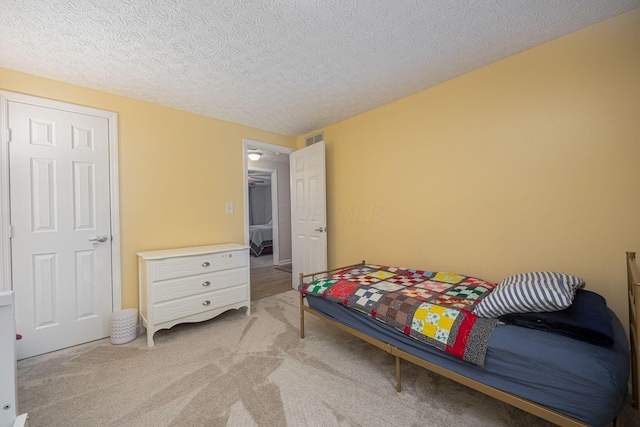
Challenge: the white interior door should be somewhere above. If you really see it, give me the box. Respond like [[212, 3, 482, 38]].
[[290, 141, 327, 287], [8, 99, 114, 359]]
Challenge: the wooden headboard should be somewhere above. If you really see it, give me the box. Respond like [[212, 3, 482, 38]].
[[627, 251, 640, 409]]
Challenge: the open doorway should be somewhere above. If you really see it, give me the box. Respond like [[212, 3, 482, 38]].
[[247, 167, 276, 265], [242, 139, 294, 300]]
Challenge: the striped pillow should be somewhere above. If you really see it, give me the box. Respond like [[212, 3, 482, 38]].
[[473, 272, 585, 318]]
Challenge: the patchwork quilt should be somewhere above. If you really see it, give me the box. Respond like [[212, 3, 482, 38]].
[[299, 264, 499, 366]]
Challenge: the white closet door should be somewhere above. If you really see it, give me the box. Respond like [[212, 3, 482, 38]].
[[9, 100, 113, 359]]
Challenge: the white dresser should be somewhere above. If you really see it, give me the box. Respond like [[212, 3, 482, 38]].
[[138, 243, 250, 347], [0, 291, 28, 427]]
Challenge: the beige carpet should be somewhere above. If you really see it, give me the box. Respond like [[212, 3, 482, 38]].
[[250, 254, 273, 269], [17, 290, 639, 427]]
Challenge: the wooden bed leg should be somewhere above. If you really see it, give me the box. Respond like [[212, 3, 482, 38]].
[[396, 355, 401, 392], [299, 292, 305, 339]]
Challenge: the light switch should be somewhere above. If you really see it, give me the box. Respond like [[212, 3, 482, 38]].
[[226, 202, 234, 214]]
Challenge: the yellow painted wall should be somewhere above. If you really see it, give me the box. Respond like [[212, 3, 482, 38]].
[[0, 68, 296, 308], [299, 9, 640, 325]]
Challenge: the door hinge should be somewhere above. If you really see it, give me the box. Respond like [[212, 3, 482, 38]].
[[5, 128, 11, 143], [8, 224, 13, 238]]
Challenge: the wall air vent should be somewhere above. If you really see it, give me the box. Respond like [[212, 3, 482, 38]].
[[305, 132, 324, 146]]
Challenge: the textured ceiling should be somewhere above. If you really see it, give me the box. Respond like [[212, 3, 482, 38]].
[[1, 1, 638, 136]]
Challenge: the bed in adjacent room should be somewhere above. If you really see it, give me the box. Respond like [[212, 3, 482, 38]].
[[249, 221, 272, 256], [297, 256, 636, 427]]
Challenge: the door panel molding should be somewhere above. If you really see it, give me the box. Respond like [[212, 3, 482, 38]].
[[0, 91, 121, 313]]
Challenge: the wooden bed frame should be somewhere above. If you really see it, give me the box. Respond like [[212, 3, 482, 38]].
[[297, 255, 640, 427]]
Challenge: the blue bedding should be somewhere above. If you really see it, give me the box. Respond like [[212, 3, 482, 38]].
[[498, 289, 615, 347], [306, 293, 629, 427]]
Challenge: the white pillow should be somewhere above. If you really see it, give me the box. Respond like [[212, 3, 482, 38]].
[[473, 272, 585, 318]]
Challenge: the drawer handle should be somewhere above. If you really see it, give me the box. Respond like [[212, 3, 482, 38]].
[[202, 300, 211, 306], [202, 262, 210, 267], [202, 281, 211, 287]]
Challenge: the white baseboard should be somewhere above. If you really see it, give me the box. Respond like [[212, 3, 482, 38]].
[[278, 259, 292, 265]]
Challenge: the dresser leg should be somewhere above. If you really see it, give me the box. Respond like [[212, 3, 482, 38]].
[[147, 331, 155, 347]]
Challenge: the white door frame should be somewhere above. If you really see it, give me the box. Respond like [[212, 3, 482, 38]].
[[248, 166, 279, 263], [0, 91, 122, 311], [242, 139, 294, 265]]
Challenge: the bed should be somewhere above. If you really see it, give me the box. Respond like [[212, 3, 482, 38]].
[[297, 255, 637, 427], [249, 222, 272, 256]]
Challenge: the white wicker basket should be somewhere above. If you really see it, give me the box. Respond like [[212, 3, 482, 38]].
[[110, 308, 138, 345]]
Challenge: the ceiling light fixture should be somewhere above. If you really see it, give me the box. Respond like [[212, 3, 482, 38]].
[[248, 152, 261, 161]]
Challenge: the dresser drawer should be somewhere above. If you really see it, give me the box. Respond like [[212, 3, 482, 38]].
[[153, 285, 248, 324], [152, 250, 248, 280], [153, 267, 248, 303]]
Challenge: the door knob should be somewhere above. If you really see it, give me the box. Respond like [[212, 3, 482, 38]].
[[89, 235, 108, 243], [314, 227, 326, 233]]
